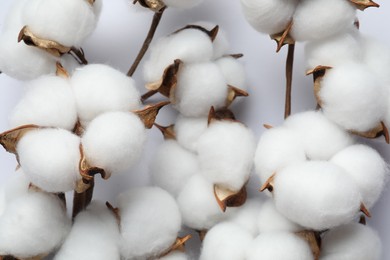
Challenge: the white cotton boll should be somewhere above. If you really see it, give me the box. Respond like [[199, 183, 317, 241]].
[[0, 31, 57, 80], [174, 115, 208, 152], [177, 174, 227, 230], [273, 161, 361, 230], [291, 0, 356, 42], [215, 56, 247, 91], [320, 223, 381, 260], [22, 0, 97, 47], [246, 232, 314, 260], [174, 62, 228, 117], [54, 201, 120, 260], [82, 112, 146, 175], [257, 199, 302, 233], [163, 0, 203, 9], [144, 29, 214, 83], [227, 198, 263, 236], [330, 145, 388, 209], [71, 64, 141, 124], [0, 188, 5, 217], [0, 192, 70, 258], [3, 169, 30, 204], [283, 111, 353, 160], [150, 140, 198, 197], [254, 127, 306, 184], [197, 121, 256, 191], [158, 251, 188, 260], [17, 128, 81, 192], [10, 75, 77, 130], [200, 222, 253, 260], [319, 62, 387, 132], [118, 187, 181, 260], [240, 0, 299, 35], [304, 28, 361, 70], [2, 0, 28, 31], [92, 0, 103, 18]]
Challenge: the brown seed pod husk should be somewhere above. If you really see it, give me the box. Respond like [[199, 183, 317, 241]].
[[154, 123, 176, 140], [349, 0, 379, 10], [0, 124, 41, 155], [350, 122, 390, 144], [260, 173, 276, 192], [106, 201, 121, 224], [306, 65, 333, 107], [159, 234, 192, 258], [226, 85, 249, 107], [295, 230, 321, 260], [133, 0, 166, 12], [196, 230, 208, 242], [214, 184, 247, 212], [270, 21, 295, 52], [133, 101, 170, 129], [207, 106, 237, 125], [174, 25, 219, 42]]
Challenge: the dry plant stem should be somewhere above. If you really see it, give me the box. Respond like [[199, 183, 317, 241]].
[[72, 179, 95, 220], [127, 7, 166, 77], [284, 44, 295, 119], [141, 89, 158, 103]]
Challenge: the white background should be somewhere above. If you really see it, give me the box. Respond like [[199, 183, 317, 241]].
[[0, 0, 390, 259]]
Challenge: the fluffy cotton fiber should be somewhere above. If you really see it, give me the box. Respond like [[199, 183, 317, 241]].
[[240, 0, 299, 35], [158, 251, 188, 260], [3, 169, 30, 204], [150, 140, 198, 197], [174, 115, 208, 152], [163, 0, 203, 9], [54, 201, 120, 260], [71, 64, 141, 125], [319, 62, 387, 132], [246, 232, 314, 260], [10, 75, 77, 130], [291, 0, 356, 42], [200, 222, 253, 260], [118, 187, 181, 260], [215, 56, 247, 91], [320, 223, 381, 260], [17, 128, 81, 192], [82, 112, 146, 175], [197, 121, 255, 191], [0, 191, 70, 258], [330, 145, 388, 209], [273, 161, 361, 230]]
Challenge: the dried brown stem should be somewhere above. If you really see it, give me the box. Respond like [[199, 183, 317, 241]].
[[72, 179, 95, 220], [284, 44, 295, 119], [127, 7, 166, 77], [141, 89, 158, 103]]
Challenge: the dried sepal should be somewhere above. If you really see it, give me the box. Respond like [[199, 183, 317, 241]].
[[28, 183, 44, 193], [132, 101, 170, 129], [360, 203, 371, 218], [263, 124, 274, 129], [18, 26, 71, 57], [78, 144, 109, 186], [260, 173, 276, 192], [75, 179, 91, 193], [224, 53, 244, 59], [306, 65, 333, 107], [270, 21, 295, 52], [196, 230, 208, 242], [295, 230, 321, 260], [0, 124, 40, 155], [350, 122, 390, 144], [72, 120, 85, 137], [133, 0, 166, 12], [154, 123, 176, 140], [174, 25, 219, 42], [159, 235, 192, 257], [359, 215, 366, 225], [56, 62, 69, 78], [207, 107, 236, 125], [349, 0, 379, 11], [213, 184, 247, 212], [226, 85, 249, 107], [106, 201, 121, 224]]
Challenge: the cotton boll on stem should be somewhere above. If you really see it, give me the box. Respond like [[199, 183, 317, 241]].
[[163, 0, 203, 9], [272, 161, 362, 230], [117, 187, 181, 260], [330, 145, 388, 209], [17, 128, 81, 192], [150, 140, 198, 197], [291, 0, 356, 42], [320, 223, 381, 260], [240, 0, 299, 35], [174, 115, 208, 152], [200, 222, 253, 260], [81, 112, 146, 175]]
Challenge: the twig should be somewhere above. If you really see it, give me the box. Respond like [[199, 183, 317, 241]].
[[127, 7, 166, 77], [284, 44, 295, 119], [72, 179, 95, 220]]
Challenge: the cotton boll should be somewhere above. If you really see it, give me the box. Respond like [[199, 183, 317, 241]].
[[273, 161, 361, 230], [163, 0, 203, 9], [118, 187, 181, 260], [330, 145, 388, 209], [150, 140, 198, 197], [0, 188, 5, 217], [10, 75, 77, 130], [240, 0, 299, 35], [0, 192, 70, 258], [22, 0, 97, 47], [257, 199, 302, 233], [246, 232, 314, 260], [54, 201, 120, 260], [158, 251, 188, 260], [174, 115, 208, 152], [177, 174, 227, 230], [291, 0, 356, 42], [283, 111, 353, 160], [2, 0, 28, 31], [227, 198, 263, 236], [82, 112, 146, 175], [71, 64, 141, 124], [197, 121, 256, 191], [215, 56, 247, 91], [304, 28, 361, 70], [17, 128, 81, 192], [200, 222, 253, 260], [254, 127, 306, 184], [319, 62, 387, 132], [144, 29, 214, 83], [3, 169, 30, 204]]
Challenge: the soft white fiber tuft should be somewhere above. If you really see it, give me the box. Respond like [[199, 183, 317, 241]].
[[158, 251, 188, 260], [163, 0, 203, 9], [0, 188, 5, 217], [320, 223, 381, 260], [227, 198, 263, 236], [174, 115, 208, 152], [3, 169, 30, 204], [118, 187, 181, 260], [215, 56, 247, 91], [200, 222, 253, 260]]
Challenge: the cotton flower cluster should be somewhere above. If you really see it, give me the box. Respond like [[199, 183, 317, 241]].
[[254, 111, 388, 230], [0, 0, 102, 80]]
